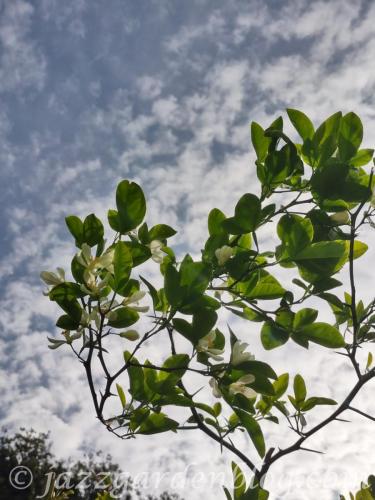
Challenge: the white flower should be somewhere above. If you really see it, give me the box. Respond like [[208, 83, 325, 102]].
[[80, 309, 101, 329], [122, 291, 149, 313], [231, 341, 255, 366], [76, 244, 114, 294], [197, 330, 224, 361], [77, 243, 114, 275], [40, 268, 65, 285], [215, 245, 234, 266], [229, 375, 257, 399], [209, 378, 222, 398], [148, 240, 164, 263], [40, 268, 65, 294], [330, 211, 349, 225]]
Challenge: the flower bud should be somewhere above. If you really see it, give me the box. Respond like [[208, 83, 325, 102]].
[[119, 330, 140, 341], [330, 211, 349, 225]]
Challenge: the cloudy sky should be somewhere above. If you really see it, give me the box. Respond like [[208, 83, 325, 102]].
[[1, 0, 375, 499]]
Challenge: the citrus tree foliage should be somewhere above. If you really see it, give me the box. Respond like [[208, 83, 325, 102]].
[[42, 110, 375, 499], [340, 475, 375, 500]]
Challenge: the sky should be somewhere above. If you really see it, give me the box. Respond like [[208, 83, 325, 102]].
[[1, 0, 375, 499]]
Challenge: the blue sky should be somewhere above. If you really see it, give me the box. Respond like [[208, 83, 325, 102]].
[[1, 1, 375, 499]]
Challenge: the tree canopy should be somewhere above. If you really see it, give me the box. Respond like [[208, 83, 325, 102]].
[[41, 109, 375, 499]]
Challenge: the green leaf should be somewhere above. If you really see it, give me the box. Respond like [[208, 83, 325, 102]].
[[293, 308, 318, 330], [232, 462, 246, 499], [277, 214, 313, 257], [148, 224, 177, 241], [116, 383, 127, 409], [113, 242, 133, 295], [107, 307, 139, 328], [208, 208, 227, 236], [287, 109, 314, 141], [338, 112, 363, 161], [138, 222, 149, 243], [313, 111, 342, 165], [349, 148, 374, 167], [65, 215, 84, 247], [138, 412, 178, 434], [164, 264, 184, 308], [301, 397, 337, 411], [349, 240, 368, 260], [49, 283, 84, 321], [251, 122, 270, 162], [157, 354, 189, 391], [115, 180, 146, 233], [191, 309, 218, 341], [261, 322, 289, 350], [71, 255, 85, 283], [273, 373, 289, 399], [250, 376, 275, 397], [179, 259, 212, 303], [172, 318, 192, 340], [82, 214, 104, 247], [235, 360, 277, 380], [298, 322, 346, 348], [222, 194, 261, 235], [107, 209, 121, 232], [263, 144, 299, 186], [140, 275, 160, 310], [311, 162, 371, 205], [295, 240, 346, 260], [234, 409, 266, 457], [123, 351, 146, 400], [242, 270, 285, 300], [293, 374, 306, 404], [125, 241, 151, 267], [56, 314, 80, 330]]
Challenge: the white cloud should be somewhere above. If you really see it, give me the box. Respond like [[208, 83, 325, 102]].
[[2, 1, 375, 499], [0, 0, 46, 93]]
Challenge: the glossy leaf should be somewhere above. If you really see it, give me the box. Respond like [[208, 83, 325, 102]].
[[116, 383, 127, 409], [298, 322, 346, 348], [115, 180, 146, 233], [293, 308, 318, 330], [338, 112, 363, 161], [107, 307, 139, 328], [138, 412, 178, 434], [234, 408, 266, 457], [65, 215, 84, 247], [222, 194, 261, 234], [293, 374, 306, 404], [287, 108, 314, 141], [277, 214, 313, 257], [208, 208, 227, 236], [261, 322, 289, 350], [82, 214, 104, 247], [251, 122, 270, 162], [148, 224, 177, 241], [113, 242, 133, 295]]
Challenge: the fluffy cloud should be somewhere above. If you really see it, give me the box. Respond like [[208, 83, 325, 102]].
[[2, 1, 375, 499]]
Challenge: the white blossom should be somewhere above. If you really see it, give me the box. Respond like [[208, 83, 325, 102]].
[[229, 374, 257, 399], [215, 245, 234, 265], [148, 240, 165, 263], [40, 268, 65, 294], [231, 340, 255, 366], [197, 331, 224, 361], [209, 378, 222, 398]]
